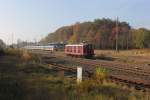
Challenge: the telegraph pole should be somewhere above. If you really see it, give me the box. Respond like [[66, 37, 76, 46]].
[[12, 33, 14, 47], [115, 17, 119, 52]]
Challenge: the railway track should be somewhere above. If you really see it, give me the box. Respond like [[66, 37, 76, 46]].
[[29, 50, 150, 91], [46, 63, 150, 91], [74, 59, 150, 79], [50, 53, 150, 77]]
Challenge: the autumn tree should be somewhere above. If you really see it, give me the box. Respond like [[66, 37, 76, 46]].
[[41, 18, 149, 49]]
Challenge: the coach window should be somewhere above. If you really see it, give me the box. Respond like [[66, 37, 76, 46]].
[[74, 46, 75, 52], [67, 47, 68, 52], [70, 46, 71, 52], [69, 46, 70, 52], [68, 46, 70, 52]]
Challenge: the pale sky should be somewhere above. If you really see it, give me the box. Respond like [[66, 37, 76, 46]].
[[0, 0, 150, 44]]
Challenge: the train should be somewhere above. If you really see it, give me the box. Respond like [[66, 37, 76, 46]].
[[24, 45, 57, 51], [65, 43, 94, 58], [24, 43, 94, 58]]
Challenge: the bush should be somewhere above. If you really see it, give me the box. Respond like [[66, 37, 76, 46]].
[[4, 48, 21, 56], [95, 67, 108, 84], [21, 50, 32, 62], [0, 49, 5, 56]]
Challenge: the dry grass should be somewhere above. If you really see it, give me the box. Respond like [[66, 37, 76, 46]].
[[3, 48, 41, 63], [95, 49, 150, 57], [21, 50, 32, 62], [0, 49, 149, 100], [95, 49, 150, 64], [4, 48, 21, 56], [95, 67, 108, 84]]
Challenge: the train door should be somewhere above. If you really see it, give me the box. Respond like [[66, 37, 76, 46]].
[[88, 44, 91, 54], [83, 45, 87, 56], [89, 44, 94, 56]]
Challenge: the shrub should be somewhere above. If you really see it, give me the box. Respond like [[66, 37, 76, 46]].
[[0, 49, 5, 56], [21, 50, 32, 62], [4, 48, 21, 56], [95, 67, 108, 84]]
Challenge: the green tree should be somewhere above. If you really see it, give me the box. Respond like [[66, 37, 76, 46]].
[[131, 28, 150, 49]]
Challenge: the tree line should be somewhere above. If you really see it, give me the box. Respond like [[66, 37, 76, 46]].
[[41, 18, 150, 49], [0, 39, 6, 55], [0, 39, 6, 49]]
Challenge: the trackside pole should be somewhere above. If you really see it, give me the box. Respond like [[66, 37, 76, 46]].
[[77, 67, 82, 83]]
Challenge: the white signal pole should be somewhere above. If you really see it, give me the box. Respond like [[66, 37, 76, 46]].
[[77, 66, 82, 83]]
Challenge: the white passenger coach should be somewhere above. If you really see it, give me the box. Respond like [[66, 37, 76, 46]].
[[24, 45, 57, 51]]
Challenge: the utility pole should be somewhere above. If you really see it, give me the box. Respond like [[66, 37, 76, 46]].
[[115, 17, 119, 52], [12, 33, 14, 47]]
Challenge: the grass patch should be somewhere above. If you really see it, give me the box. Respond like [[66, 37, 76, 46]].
[[94, 67, 109, 84]]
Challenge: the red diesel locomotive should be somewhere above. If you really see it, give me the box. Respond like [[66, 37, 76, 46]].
[[65, 43, 94, 57]]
